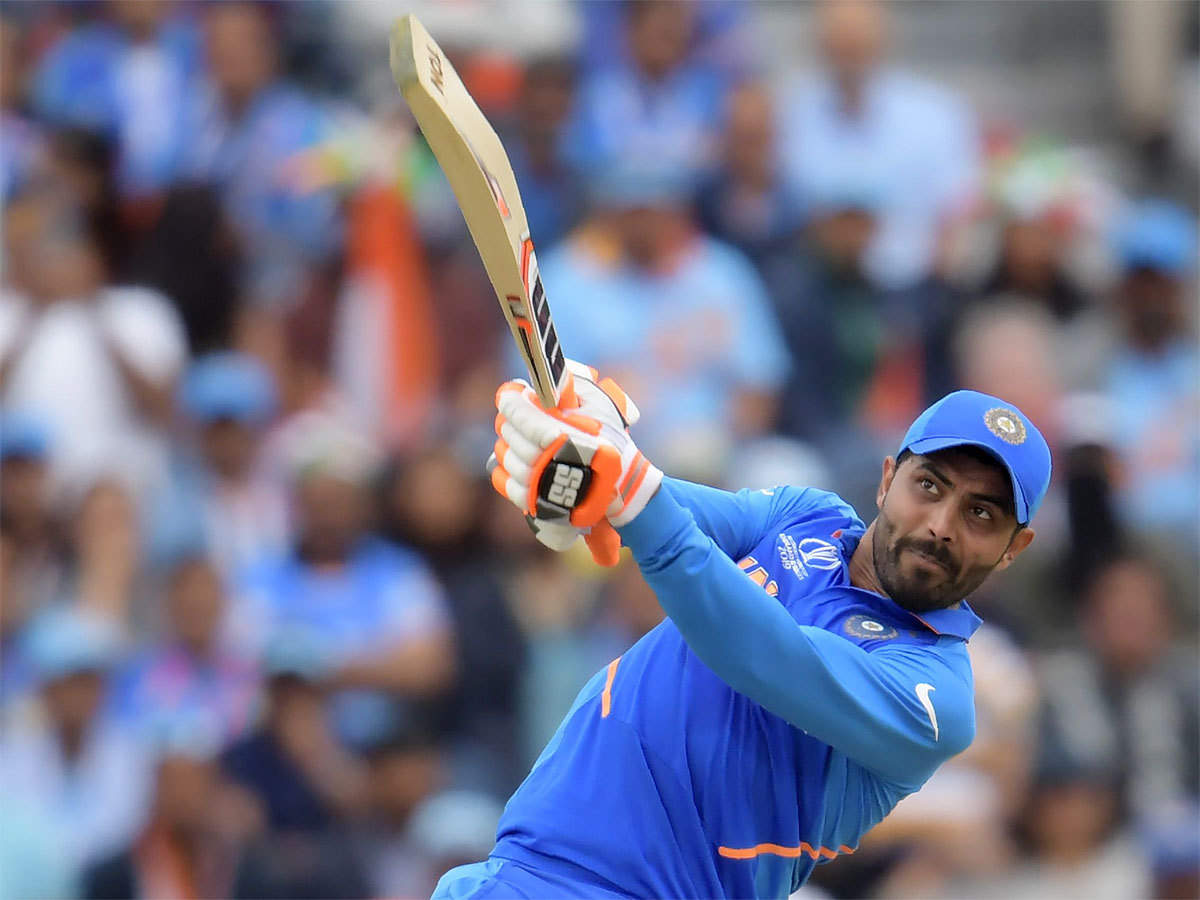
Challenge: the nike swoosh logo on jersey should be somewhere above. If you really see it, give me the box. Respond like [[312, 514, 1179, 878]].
[[915, 683, 939, 742]]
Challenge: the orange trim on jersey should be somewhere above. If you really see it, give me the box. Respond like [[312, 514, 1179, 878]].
[[737, 557, 758, 570], [600, 656, 621, 717], [718, 842, 855, 861]]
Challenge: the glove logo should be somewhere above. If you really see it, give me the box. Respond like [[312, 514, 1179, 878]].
[[548, 463, 584, 507]]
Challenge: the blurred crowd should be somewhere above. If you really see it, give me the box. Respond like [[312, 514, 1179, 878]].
[[0, 1, 1196, 899]]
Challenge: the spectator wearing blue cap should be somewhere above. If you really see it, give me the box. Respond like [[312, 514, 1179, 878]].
[[146, 351, 289, 578], [0, 608, 153, 883], [535, 156, 790, 483], [1103, 200, 1198, 535]]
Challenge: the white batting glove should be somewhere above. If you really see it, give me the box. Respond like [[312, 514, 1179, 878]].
[[488, 364, 663, 564]]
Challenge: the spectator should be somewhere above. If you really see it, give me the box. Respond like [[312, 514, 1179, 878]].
[[0, 413, 64, 655], [0, 13, 44, 202], [2, 474, 140, 704], [386, 444, 527, 794], [576, 0, 754, 82], [564, 0, 727, 187], [0, 608, 153, 879], [696, 82, 805, 265], [502, 55, 583, 252], [123, 184, 242, 354], [147, 352, 289, 578], [221, 632, 368, 833], [1038, 555, 1198, 828], [1102, 199, 1198, 536], [762, 184, 891, 435], [351, 716, 449, 898], [187, 1, 342, 311], [505, 552, 605, 767], [540, 160, 789, 481], [0, 198, 188, 497], [31, 0, 204, 197], [34, 126, 134, 280], [83, 740, 249, 900], [779, 0, 981, 288], [111, 557, 259, 748], [967, 761, 1151, 900], [952, 139, 1120, 393], [227, 418, 456, 745]]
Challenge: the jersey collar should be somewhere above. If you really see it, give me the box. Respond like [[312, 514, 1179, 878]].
[[907, 602, 983, 641]]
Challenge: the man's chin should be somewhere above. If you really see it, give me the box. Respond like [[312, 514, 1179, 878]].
[[887, 577, 959, 614]]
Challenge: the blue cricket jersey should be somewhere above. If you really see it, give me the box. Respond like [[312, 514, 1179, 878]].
[[486, 478, 980, 899]]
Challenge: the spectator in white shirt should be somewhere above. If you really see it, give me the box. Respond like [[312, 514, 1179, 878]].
[[0, 608, 152, 882], [0, 197, 187, 497], [778, 0, 981, 289]]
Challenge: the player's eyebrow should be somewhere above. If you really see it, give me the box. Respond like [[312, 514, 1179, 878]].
[[919, 461, 1012, 514], [917, 461, 954, 490], [968, 491, 1011, 512]]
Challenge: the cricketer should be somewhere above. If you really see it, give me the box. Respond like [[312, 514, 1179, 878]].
[[435, 370, 1051, 900]]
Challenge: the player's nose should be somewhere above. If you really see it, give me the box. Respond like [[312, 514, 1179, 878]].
[[925, 500, 958, 544]]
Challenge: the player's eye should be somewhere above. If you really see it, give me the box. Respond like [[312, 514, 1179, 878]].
[[917, 477, 937, 493], [970, 506, 992, 521]]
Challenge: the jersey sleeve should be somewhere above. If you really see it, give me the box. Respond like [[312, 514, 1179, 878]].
[[661, 477, 857, 561], [619, 485, 975, 789]]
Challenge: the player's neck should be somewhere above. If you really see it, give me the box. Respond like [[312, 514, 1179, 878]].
[[848, 520, 886, 597]]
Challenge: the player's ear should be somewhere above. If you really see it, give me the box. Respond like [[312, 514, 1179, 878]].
[[876, 456, 897, 510], [995, 527, 1035, 571]]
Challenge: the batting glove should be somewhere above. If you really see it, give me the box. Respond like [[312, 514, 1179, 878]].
[[488, 364, 663, 565]]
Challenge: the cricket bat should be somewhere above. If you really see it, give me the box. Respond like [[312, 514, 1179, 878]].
[[389, 14, 567, 408]]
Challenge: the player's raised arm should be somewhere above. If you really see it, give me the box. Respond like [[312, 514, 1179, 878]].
[[660, 477, 858, 562]]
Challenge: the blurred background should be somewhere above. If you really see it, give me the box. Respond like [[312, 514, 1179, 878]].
[[0, 1, 1196, 898]]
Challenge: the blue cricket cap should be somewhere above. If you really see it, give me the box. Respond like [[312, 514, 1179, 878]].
[[179, 352, 277, 426], [898, 390, 1052, 525], [0, 411, 52, 460], [1114, 200, 1197, 277]]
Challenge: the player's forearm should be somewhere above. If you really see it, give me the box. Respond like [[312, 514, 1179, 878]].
[[660, 477, 776, 560], [618, 486, 826, 712]]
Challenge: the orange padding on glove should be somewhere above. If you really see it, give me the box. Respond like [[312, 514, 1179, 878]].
[[584, 520, 621, 567]]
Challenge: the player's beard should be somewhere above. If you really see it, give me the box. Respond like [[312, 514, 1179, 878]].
[[870, 506, 998, 613]]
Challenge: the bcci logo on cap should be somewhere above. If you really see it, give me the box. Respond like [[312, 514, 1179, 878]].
[[985, 407, 1027, 445]]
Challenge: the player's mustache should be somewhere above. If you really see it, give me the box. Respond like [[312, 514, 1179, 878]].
[[896, 538, 957, 576]]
